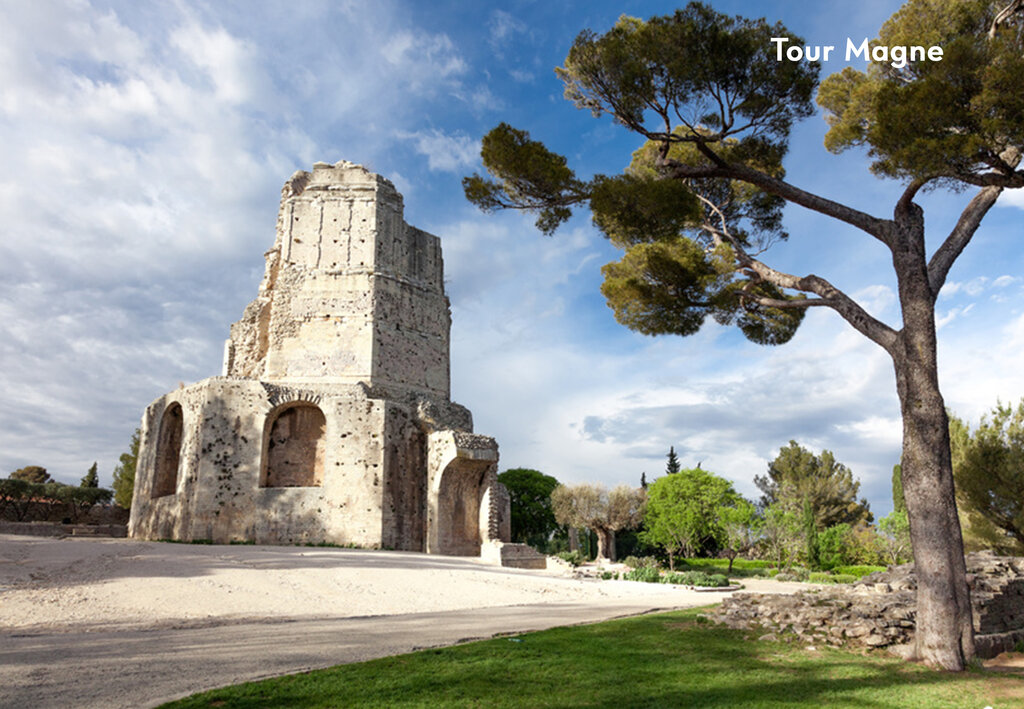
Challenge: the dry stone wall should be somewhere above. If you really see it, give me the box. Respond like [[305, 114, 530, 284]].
[[708, 552, 1024, 658]]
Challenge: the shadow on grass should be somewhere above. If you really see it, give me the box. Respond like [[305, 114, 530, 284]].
[[163, 609, 1020, 709]]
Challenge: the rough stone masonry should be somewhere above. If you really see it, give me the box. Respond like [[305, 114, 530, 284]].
[[129, 161, 537, 566]]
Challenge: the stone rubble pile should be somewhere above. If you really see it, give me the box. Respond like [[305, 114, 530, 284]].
[[707, 552, 1024, 658]]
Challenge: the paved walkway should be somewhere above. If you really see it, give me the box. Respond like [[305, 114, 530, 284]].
[[1, 600, 693, 709]]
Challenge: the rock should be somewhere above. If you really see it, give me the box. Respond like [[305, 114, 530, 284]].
[[707, 552, 1024, 657]]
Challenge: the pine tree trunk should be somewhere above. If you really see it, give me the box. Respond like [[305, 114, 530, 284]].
[[891, 208, 974, 670]]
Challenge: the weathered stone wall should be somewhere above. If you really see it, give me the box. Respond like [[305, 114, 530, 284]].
[[130, 161, 509, 558], [223, 161, 449, 398]]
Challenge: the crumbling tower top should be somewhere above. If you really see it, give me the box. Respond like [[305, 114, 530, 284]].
[[223, 160, 451, 398]]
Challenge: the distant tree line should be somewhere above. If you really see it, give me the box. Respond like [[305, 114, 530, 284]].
[[1, 426, 142, 524], [1, 465, 113, 523], [507, 399, 1024, 569]]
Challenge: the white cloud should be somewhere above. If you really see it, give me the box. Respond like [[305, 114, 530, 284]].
[[998, 188, 1024, 209], [936, 303, 975, 329], [399, 129, 480, 172], [381, 31, 467, 81], [489, 10, 527, 45], [940, 277, 989, 299], [509, 69, 535, 83], [170, 22, 267, 105]]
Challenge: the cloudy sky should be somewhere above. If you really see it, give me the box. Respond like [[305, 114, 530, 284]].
[[2, 0, 1021, 518]]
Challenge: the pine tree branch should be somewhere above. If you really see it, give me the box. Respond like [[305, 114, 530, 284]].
[[928, 185, 1003, 298], [659, 154, 893, 246], [928, 147, 1021, 298]]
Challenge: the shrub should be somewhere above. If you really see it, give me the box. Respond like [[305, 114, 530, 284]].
[[808, 572, 858, 584], [622, 555, 659, 569], [774, 567, 810, 582], [624, 566, 662, 583], [662, 571, 730, 587], [555, 550, 586, 567], [831, 565, 886, 578], [600, 571, 619, 580]]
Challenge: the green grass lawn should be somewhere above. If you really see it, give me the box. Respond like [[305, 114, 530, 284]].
[[160, 608, 1023, 709]]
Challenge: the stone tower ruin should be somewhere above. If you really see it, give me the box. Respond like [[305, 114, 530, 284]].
[[128, 161, 532, 563]]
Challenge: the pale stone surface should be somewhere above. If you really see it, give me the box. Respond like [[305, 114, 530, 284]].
[[129, 162, 508, 557]]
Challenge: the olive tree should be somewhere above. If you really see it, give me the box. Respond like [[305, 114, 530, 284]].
[[551, 483, 646, 561], [464, 1, 1024, 669]]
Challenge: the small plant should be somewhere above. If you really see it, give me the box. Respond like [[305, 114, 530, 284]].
[[600, 570, 619, 580], [663, 571, 730, 587], [831, 565, 886, 578], [624, 566, 662, 583], [555, 550, 586, 567], [622, 555, 659, 570], [808, 572, 858, 584], [773, 566, 810, 582]]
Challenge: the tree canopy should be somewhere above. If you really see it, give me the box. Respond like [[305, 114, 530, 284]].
[[665, 446, 681, 474], [81, 462, 99, 488], [112, 428, 140, 509], [551, 483, 645, 561], [639, 467, 742, 568], [950, 401, 1024, 555], [755, 441, 872, 529], [9, 466, 51, 483], [498, 468, 561, 549]]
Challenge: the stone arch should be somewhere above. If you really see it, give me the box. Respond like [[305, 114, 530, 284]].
[[434, 457, 489, 556], [261, 403, 326, 487], [152, 402, 183, 498]]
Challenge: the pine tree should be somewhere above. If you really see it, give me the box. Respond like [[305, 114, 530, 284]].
[[665, 446, 681, 475], [81, 462, 99, 488], [892, 463, 905, 513], [112, 429, 140, 509]]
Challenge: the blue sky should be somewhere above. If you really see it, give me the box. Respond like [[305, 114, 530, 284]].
[[1, 0, 1021, 518]]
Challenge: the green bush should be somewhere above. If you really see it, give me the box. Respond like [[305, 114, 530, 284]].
[[622, 555, 659, 569], [600, 571, 619, 580], [774, 567, 810, 582], [555, 550, 586, 567], [680, 558, 772, 570], [624, 566, 662, 583], [807, 572, 857, 584], [662, 571, 730, 587], [831, 565, 886, 578]]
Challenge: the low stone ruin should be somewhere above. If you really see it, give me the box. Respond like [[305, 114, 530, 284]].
[[708, 552, 1024, 658]]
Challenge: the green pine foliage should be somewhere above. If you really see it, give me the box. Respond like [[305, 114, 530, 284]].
[[112, 428, 140, 510], [81, 462, 99, 488], [949, 400, 1024, 554]]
